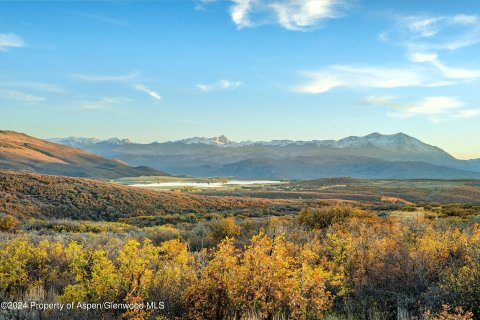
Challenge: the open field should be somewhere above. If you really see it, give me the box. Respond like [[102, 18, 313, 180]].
[[115, 175, 480, 205], [192, 177, 480, 206]]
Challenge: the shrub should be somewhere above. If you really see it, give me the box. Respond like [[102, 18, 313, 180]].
[[0, 214, 19, 231], [298, 205, 373, 229]]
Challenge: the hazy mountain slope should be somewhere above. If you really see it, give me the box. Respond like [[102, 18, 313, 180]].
[[0, 170, 297, 221], [92, 153, 479, 180], [49, 132, 480, 179], [0, 131, 166, 179], [215, 157, 480, 180], [467, 159, 480, 171]]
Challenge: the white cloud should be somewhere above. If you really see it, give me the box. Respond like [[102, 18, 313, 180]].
[[408, 52, 438, 63], [196, 79, 242, 92], [133, 84, 162, 100], [78, 96, 133, 110], [451, 14, 479, 25], [195, 0, 220, 11], [455, 109, 480, 118], [100, 97, 133, 104], [0, 33, 24, 51], [294, 52, 480, 94], [403, 16, 444, 38], [72, 72, 140, 81], [394, 96, 464, 118], [311, 15, 476, 95], [386, 14, 480, 52], [408, 51, 480, 80], [0, 89, 46, 102], [7, 82, 66, 93], [364, 95, 398, 106], [229, 0, 347, 31], [230, 0, 254, 28], [433, 61, 480, 79], [366, 95, 480, 122], [293, 65, 429, 93]]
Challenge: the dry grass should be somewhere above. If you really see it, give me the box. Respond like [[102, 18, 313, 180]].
[[0, 170, 300, 222]]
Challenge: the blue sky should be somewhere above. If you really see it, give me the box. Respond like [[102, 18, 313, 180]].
[[1, 0, 480, 159]]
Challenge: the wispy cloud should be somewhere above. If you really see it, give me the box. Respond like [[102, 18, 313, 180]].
[[196, 79, 242, 92], [294, 13, 480, 94], [226, 0, 348, 31], [78, 12, 130, 26], [78, 96, 133, 110], [0, 89, 46, 102], [455, 109, 480, 118], [389, 96, 464, 118], [293, 65, 431, 93], [383, 14, 480, 52], [403, 16, 444, 38], [365, 95, 480, 122], [294, 60, 480, 94], [72, 71, 140, 82], [195, 0, 219, 11], [7, 82, 66, 93], [133, 84, 162, 101], [0, 33, 24, 51], [408, 52, 480, 80], [363, 95, 398, 106]]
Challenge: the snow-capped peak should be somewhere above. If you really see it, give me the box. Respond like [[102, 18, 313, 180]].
[[179, 135, 236, 146], [174, 133, 421, 148], [102, 138, 133, 146], [49, 136, 101, 148], [172, 133, 450, 158], [337, 132, 424, 150], [48, 136, 133, 148]]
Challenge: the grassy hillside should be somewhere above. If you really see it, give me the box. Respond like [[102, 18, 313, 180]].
[[294, 178, 480, 204], [0, 130, 166, 179], [0, 170, 298, 222]]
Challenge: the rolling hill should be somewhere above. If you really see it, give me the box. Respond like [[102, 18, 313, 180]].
[[0, 170, 298, 221], [0, 130, 166, 179], [51, 132, 480, 179]]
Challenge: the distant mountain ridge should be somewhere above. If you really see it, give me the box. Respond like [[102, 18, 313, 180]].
[[49, 132, 480, 180], [49, 132, 458, 158], [49, 136, 133, 148], [0, 131, 165, 179]]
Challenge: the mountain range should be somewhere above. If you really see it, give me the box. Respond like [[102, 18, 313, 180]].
[[49, 132, 480, 180], [0, 131, 165, 179], [49, 136, 133, 148]]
